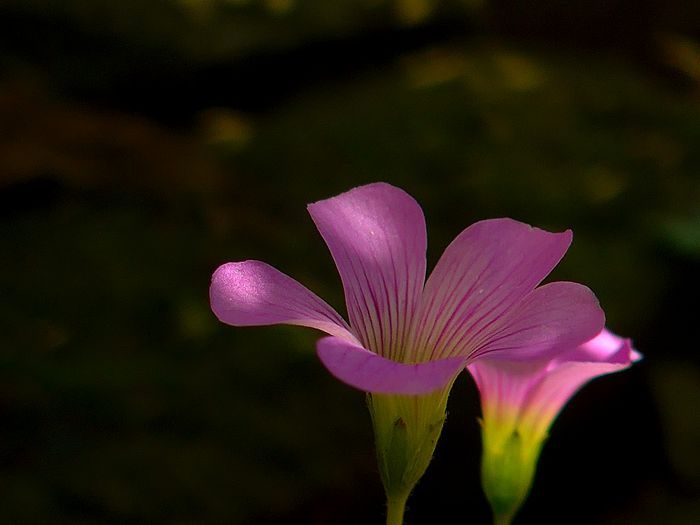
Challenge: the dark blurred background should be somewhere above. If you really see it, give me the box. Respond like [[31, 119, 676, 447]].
[[1, 1, 699, 523]]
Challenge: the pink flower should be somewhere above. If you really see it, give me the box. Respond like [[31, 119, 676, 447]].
[[468, 328, 641, 524], [210, 182, 606, 518], [210, 182, 605, 395]]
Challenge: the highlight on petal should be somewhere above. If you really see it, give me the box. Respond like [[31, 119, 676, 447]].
[[316, 336, 467, 394], [560, 328, 642, 365], [472, 281, 606, 362], [308, 183, 427, 360], [412, 218, 573, 361], [210, 261, 357, 343]]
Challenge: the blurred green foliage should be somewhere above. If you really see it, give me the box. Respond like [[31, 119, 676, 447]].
[[1, 1, 699, 524]]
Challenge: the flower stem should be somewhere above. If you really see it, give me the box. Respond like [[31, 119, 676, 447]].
[[493, 512, 513, 525], [386, 494, 408, 525]]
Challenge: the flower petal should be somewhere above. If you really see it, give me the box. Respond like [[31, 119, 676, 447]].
[[308, 183, 427, 359], [317, 336, 466, 394], [413, 219, 572, 360], [467, 358, 546, 424], [558, 328, 642, 365], [472, 281, 605, 361], [520, 338, 639, 437], [468, 327, 638, 440], [210, 261, 357, 342]]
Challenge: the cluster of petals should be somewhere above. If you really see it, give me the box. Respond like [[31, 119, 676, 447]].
[[210, 183, 605, 394], [468, 328, 642, 441]]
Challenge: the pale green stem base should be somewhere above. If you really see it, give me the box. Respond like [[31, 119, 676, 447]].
[[386, 493, 409, 525], [481, 424, 546, 525], [494, 512, 514, 525], [369, 385, 454, 525]]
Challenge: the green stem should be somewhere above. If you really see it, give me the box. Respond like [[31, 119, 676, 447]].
[[386, 494, 408, 525], [494, 512, 513, 525]]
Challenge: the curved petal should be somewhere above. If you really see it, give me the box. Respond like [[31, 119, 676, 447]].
[[317, 336, 466, 394], [308, 183, 427, 360], [210, 261, 357, 342], [558, 328, 642, 365], [520, 342, 638, 438], [468, 326, 639, 457], [412, 219, 572, 360], [471, 281, 605, 362], [467, 358, 547, 425]]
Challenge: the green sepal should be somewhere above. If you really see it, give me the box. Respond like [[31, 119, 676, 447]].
[[481, 427, 547, 525], [368, 387, 451, 501]]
